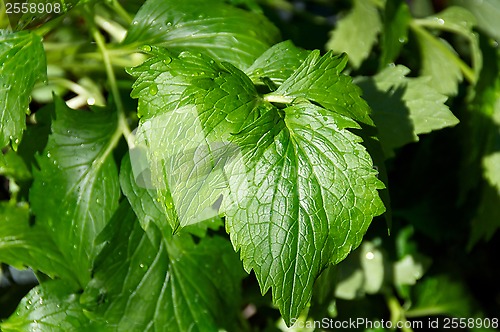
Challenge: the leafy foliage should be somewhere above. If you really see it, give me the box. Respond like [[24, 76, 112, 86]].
[[1, 0, 500, 330]]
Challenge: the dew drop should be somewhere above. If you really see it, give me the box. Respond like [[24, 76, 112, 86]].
[[149, 84, 158, 96], [87, 97, 95, 106], [132, 20, 138, 25], [163, 57, 172, 65], [141, 45, 152, 52], [436, 18, 444, 25], [47, 152, 52, 158]]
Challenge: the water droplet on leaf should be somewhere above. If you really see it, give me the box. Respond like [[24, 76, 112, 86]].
[[149, 85, 158, 96]]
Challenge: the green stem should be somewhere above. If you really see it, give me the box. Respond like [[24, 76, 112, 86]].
[[386, 292, 414, 332], [263, 93, 294, 104], [110, 0, 132, 25], [405, 307, 448, 318], [49, 77, 92, 96], [85, 8, 134, 148], [410, 21, 475, 84]]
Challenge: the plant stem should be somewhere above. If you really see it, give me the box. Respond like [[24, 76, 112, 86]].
[[386, 292, 414, 332], [263, 93, 294, 104], [110, 0, 132, 25], [86, 8, 134, 148]]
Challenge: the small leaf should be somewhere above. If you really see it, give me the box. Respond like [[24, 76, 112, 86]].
[[271, 51, 374, 125], [0, 202, 77, 284], [454, 0, 500, 42], [30, 97, 120, 286], [0, 30, 46, 150], [245, 40, 310, 86], [412, 7, 481, 95], [124, 0, 280, 69], [326, 0, 382, 68], [356, 65, 459, 157], [379, 0, 411, 67], [407, 275, 481, 318], [0, 150, 31, 181]]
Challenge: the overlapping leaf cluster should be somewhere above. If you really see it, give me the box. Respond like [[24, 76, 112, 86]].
[[1, 0, 499, 330]]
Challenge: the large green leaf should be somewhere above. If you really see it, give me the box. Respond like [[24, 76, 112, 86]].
[[326, 0, 382, 68], [356, 65, 459, 157], [0, 202, 77, 284], [128, 47, 259, 231], [223, 102, 385, 323], [124, 0, 280, 69], [0, 30, 46, 150], [29, 97, 120, 286], [81, 201, 245, 332], [128, 48, 385, 324], [0, 280, 91, 332]]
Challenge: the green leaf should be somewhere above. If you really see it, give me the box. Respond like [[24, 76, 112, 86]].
[[223, 103, 384, 323], [29, 97, 120, 286], [406, 275, 480, 318], [379, 0, 411, 67], [269, 51, 374, 125], [245, 40, 310, 86], [0, 30, 46, 150], [356, 65, 459, 157], [81, 201, 245, 332], [128, 48, 385, 325], [119, 152, 222, 240], [326, 0, 382, 68], [124, 0, 280, 69], [0, 150, 31, 181], [411, 7, 481, 95], [0, 202, 77, 283], [468, 73, 500, 248], [128, 48, 257, 231], [0, 280, 91, 332], [453, 0, 500, 41]]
